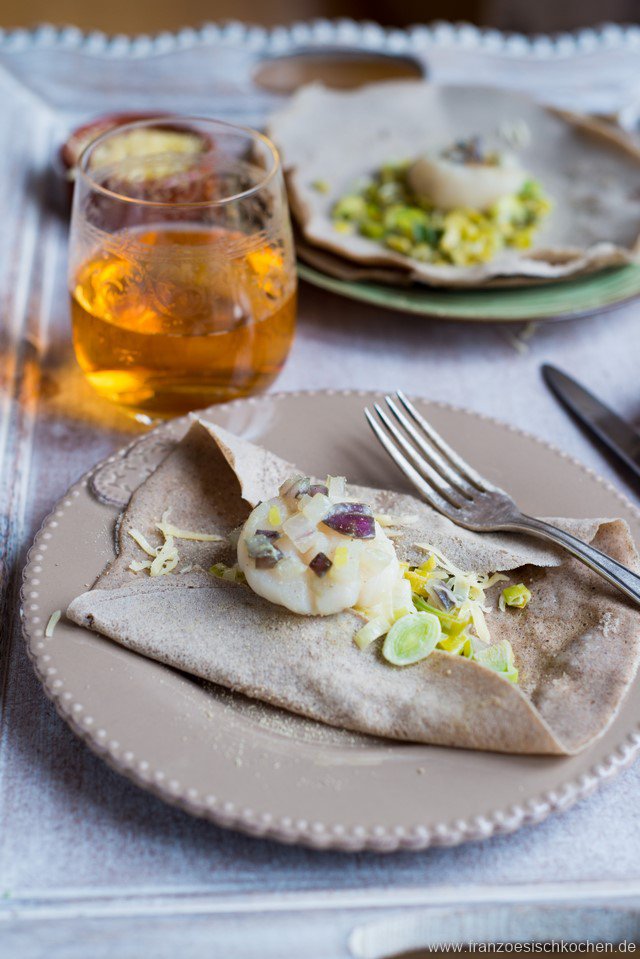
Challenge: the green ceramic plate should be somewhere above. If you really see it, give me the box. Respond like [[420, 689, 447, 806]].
[[298, 262, 640, 324]]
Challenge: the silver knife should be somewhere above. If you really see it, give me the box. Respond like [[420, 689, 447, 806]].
[[542, 364, 640, 483]]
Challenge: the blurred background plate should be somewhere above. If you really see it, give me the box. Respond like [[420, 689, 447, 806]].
[[298, 261, 640, 323]]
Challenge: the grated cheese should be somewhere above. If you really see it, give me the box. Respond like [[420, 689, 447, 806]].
[[149, 534, 179, 576], [45, 609, 61, 637], [412, 543, 510, 650], [128, 510, 224, 579], [128, 528, 158, 557], [156, 510, 224, 543], [376, 513, 419, 528]]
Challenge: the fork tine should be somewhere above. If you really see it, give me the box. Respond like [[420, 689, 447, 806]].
[[365, 407, 460, 516], [384, 395, 473, 500], [396, 391, 497, 492], [372, 403, 464, 509]]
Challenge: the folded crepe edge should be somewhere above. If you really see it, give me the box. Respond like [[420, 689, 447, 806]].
[[294, 232, 602, 289], [289, 195, 638, 287], [65, 577, 569, 755], [191, 417, 297, 508]]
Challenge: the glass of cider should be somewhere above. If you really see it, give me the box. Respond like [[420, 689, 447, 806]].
[[68, 117, 297, 421]]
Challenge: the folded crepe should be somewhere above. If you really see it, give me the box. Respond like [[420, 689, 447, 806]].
[[67, 419, 640, 755], [268, 82, 640, 288]]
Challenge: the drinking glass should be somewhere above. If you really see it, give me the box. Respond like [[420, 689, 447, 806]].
[[68, 116, 297, 421]]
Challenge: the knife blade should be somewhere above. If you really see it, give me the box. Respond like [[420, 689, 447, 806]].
[[542, 364, 640, 483]]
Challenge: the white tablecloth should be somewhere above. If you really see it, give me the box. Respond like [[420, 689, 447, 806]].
[[285, 284, 640, 501]]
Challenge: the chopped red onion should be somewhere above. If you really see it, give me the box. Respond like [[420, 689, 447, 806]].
[[255, 548, 283, 570], [246, 533, 271, 557], [309, 552, 332, 577], [322, 503, 376, 539], [256, 529, 280, 541], [308, 483, 329, 496], [279, 474, 311, 500], [246, 533, 283, 568], [279, 474, 303, 496], [431, 582, 457, 611]]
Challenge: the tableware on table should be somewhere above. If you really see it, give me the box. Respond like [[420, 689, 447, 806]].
[[253, 48, 424, 94], [61, 113, 167, 171], [21, 391, 640, 851], [270, 83, 640, 292], [298, 261, 640, 323], [68, 116, 297, 422], [366, 391, 640, 606], [543, 364, 640, 483]]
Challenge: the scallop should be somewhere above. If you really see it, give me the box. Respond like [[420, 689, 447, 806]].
[[408, 152, 527, 212], [237, 494, 401, 616]]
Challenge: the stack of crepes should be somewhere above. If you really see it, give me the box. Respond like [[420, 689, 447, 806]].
[[67, 418, 640, 755], [267, 81, 640, 288]]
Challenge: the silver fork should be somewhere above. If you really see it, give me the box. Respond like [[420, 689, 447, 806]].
[[365, 391, 640, 607]]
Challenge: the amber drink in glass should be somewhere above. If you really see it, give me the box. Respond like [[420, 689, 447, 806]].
[[68, 117, 297, 420]]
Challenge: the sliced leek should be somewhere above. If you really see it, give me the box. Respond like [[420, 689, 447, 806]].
[[382, 612, 441, 666]]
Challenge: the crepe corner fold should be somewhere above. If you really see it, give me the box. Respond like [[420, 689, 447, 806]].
[[67, 417, 640, 756]]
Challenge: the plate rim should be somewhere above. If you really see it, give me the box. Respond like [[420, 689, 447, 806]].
[[4, 20, 640, 61], [20, 388, 640, 852], [297, 262, 640, 324]]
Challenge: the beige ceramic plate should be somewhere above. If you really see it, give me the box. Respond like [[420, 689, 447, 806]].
[[22, 391, 640, 852]]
